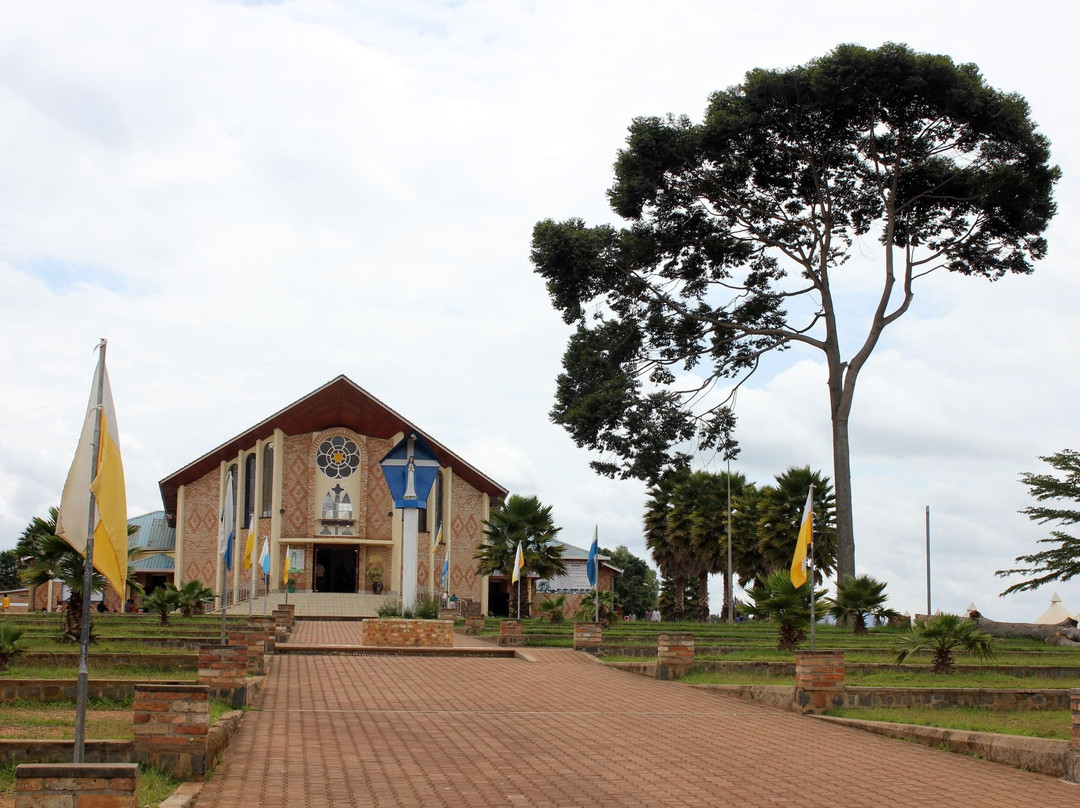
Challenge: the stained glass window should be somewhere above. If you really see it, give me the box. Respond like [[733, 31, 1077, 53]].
[[316, 436, 360, 479]]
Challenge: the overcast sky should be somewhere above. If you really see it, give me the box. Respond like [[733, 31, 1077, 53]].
[[2, 0, 1077, 622]]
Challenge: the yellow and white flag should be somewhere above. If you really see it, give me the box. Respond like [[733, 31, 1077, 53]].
[[790, 487, 813, 588], [244, 529, 256, 571], [56, 345, 129, 597], [283, 545, 292, 586], [511, 541, 524, 584]]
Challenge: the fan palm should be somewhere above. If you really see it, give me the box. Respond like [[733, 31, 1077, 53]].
[[575, 589, 621, 626], [826, 574, 900, 634], [174, 580, 215, 617], [644, 470, 693, 620], [19, 507, 140, 641], [893, 613, 996, 674], [740, 569, 826, 651], [144, 586, 182, 626], [753, 467, 837, 583], [689, 470, 750, 621], [535, 595, 567, 625], [475, 495, 565, 618]]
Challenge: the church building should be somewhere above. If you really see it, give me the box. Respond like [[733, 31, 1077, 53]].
[[158, 376, 508, 613]]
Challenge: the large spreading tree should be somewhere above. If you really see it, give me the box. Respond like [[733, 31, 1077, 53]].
[[531, 43, 1059, 581]]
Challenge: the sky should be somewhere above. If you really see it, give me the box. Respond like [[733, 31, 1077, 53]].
[[2, 0, 1078, 623]]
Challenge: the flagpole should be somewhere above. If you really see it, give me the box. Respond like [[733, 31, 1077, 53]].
[[74, 339, 107, 763], [809, 484, 816, 652]]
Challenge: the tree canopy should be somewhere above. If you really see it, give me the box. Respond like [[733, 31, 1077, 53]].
[[996, 449, 1080, 595], [602, 544, 658, 619], [531, 42, 1059, 581]]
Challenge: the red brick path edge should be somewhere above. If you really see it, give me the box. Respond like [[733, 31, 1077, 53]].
[[195, 645, 1080, 807]]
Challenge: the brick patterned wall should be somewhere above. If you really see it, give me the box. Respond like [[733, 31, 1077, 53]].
[[360, 619, 454, 647], [197, 644, 247, 707], [182, 472, 220, 587], [364, 437, 394, 541], [795, 650, 845, 714], [16, 763, 137, 808], [447, 479, 484, 602], [282, 434, 315, 537]]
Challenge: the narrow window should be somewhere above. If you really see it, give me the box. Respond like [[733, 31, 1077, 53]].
[[261, 443, 274, 518], [244, 453, 256, 528]]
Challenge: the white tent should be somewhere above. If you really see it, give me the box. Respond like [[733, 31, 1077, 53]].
[[1033, 592, 1077, 625]]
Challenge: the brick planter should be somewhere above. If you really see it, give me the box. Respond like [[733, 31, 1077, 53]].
[[498, 619, 524, 647], [15, 762, 137, 808], [795, 650, 845, 714], [573, 622, 603, 653], [133, 684, 210, 778], [464, 614, 485, 635], [250, 615, 277, 654], [360, 619, 454, 647], [657, 633, 694, 680], [228, 627, 266, 675], [198, 644, 248, 708]]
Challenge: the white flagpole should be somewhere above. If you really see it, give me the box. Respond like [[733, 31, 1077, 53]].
[[808, 484, 816, 652], [74, 339, 107, 763], [593, 526, 599, 623]]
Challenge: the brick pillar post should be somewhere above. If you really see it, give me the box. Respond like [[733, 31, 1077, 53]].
[[498, 619, 524, 647], [657, 633, 694, 680], [250, 615, 277, 654], [133, 684, 210, 778], [228, 626, 266, 675], [198, 643, 247, 708], [1065, 688, 1080, 782], [574, 622, 603, 653], [465, 613, 485, 635], [795, 650, 845, 714], [272, 608, 291, 643], [16, 763, 137, 807], [276, 603, 296, 630]]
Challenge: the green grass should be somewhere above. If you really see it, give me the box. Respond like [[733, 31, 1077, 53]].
[[0, 662, 195, 680], [0, 697, 234, 741], [679, 670, 795, 686], [825, 705, 1072, 740], [847, 669, 1080, 688]]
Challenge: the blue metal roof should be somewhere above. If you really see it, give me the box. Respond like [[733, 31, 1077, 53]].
[[128, 511, 176, 551], [129, 553, 175, 572]]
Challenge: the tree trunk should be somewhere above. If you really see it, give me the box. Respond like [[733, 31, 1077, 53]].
[[723, 571, 733, 622], [973, 616, 1076, 641], [63, 594, 82, 643], [831, 410, 856, 581], [697, 570, 710, 622], [673, 575, 685, 620]]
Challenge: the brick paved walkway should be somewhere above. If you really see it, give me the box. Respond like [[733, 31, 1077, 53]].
[[197, 636, 1079, 807]]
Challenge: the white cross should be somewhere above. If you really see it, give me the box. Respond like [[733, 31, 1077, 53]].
[[382, 434, 440, 501]]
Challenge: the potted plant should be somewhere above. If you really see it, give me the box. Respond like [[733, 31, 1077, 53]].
[[367, 563, 384, 594]]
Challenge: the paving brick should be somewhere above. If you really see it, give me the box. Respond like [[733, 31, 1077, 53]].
[[196, 623, 1080, 807]]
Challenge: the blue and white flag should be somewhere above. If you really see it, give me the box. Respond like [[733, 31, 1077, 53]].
[[259, 537, 271, 576], [219, 470, 236, 571], [441, 556, 449, 589], [587, 525, 598, 588]]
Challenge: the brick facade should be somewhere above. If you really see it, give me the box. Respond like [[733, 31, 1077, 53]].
[[15, 763, 137, 808], [181, 472, 220, 589], [360, 619, 454, 647], [132, 684, 210, 778]]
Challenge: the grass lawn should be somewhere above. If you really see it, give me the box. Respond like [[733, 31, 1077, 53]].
[[0, 662, 195, 680], [824, 705, 1073, 740], [0, 697, 235, 741]]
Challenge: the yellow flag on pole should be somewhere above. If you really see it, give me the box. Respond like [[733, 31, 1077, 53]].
[[511, 542, 524, 584], [790, 488, 813, 588], [244, 529, 255, 571], [56, 347, 129, 597], [283, 545, 292, 586]]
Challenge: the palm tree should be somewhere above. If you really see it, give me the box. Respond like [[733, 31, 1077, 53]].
[[753, 467, 837, 583], [0, 624, 27, 672], [174, 580, 215, 617], [575, 589, 620, 626], [19, 507, 140, 642], [690, 470, 750, 621], [826, 574, 900, 634], [894, 613, 996, 674], [144, 586, 181, 626], [740, 569, 825, 651], [475, 494, 565, 618], [535, 595, 567, 625], [644, 470, 693, 620]]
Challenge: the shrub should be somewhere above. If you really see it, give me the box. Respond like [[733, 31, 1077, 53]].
[[377, 600, 403, 618], [414, 592, 441, 620]]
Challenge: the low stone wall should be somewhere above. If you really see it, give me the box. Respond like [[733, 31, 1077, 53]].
[[843, 687, 1071, 710], [795, 650, 845, 714], [15, 762, 138, 808], [693, 684, 796, 711], [133, 684, 210, 778], [498, 620, 524, 648], [198, 644, 248, 708], [19, 652, 197, 670], [574, 623, 603, 653], [207, 709, 245, 774], [0, 679, 187, 702], [657, 633, 694, 681], [360, 619, 454, 647], [0, 739, 132, 767], [464, 614, 485, 635]]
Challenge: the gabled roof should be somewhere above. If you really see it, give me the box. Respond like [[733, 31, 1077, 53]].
[[129, 553, 175, 572], [128, 511, 176, 551], [159, 375, 508, 515]]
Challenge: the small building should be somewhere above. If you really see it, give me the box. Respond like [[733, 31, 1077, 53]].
[[127, 510, 176, 597], [1033, 592, 1077, 625], [485, 541, 619, 619], [157, 375, 509, 613]]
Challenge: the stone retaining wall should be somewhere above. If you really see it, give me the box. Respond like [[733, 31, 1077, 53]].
[[15, 762, 137, 808], [0, 679, 186, 702], [843, 686, 1071, 710], [360, 619, 454, 647], [0, 740, 132, 767], [19, 652, 196, 670]]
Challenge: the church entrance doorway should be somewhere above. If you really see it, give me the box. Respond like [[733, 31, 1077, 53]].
[[314, 546, 358, 593]]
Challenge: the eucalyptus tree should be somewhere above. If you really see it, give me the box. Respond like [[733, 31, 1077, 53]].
[[532, 43, 1059, 581]]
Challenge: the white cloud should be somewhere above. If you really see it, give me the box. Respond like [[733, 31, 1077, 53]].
[[2, 0, 1078, 623]]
